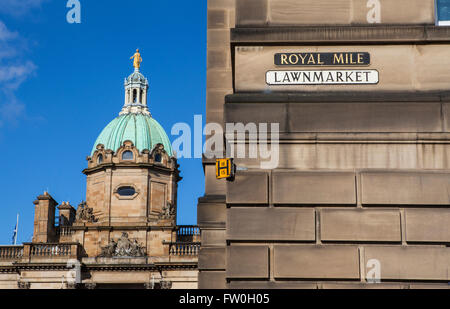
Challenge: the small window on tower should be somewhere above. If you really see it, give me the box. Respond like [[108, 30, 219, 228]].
[[155, 153, 162, 162], [97, 154, 103, 164], [133, 89, 137, 103], [122, 151, 133, 160], [117, 186, 136, 196]]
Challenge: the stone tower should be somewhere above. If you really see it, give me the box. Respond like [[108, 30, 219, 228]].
[[82, 65, 180, 256], [0, 58, 199, 289]]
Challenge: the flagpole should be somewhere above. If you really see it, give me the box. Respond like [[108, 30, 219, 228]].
[[14, 214, 19, 245]]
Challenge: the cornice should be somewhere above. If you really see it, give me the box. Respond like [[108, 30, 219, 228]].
[[2, 262, 197, 272], [69, 224, 177, 231], [231, 25, 450, 45], [85, 263, 197, 272], [197, 195, 226, 204], [11, 263, 69, 271], [82, 162, 179, 177], [225, 91, 450, 103]]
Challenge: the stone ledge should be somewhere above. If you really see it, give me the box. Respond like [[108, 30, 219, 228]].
[[198, 195, 226, 204], [231, 25, 450, 44], [225, 91, 450, 103], [225, 102, 444, 134]]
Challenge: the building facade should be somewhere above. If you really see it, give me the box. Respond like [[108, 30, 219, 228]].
[[0, 62, 199, 289], [198, 0, 450, 288]]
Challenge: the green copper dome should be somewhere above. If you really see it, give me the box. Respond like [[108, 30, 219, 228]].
[[91, 113, 173, 156]]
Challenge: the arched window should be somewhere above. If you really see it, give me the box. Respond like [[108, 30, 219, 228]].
[[122, 151, 133, 161], [155, 153, 162, 163], [133, 89, 137, 103], [97, 154, 103, 164]]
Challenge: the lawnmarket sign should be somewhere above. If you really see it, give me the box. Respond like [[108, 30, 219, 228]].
[[267, 52, 378, 85]]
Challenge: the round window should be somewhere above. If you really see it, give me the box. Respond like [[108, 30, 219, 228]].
[[117, 186, 136, 196]]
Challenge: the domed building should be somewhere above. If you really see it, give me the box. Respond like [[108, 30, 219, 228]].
[[0, 55, 199, 289]]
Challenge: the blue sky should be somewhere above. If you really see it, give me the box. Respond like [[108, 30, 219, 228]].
[[0, 0, 207, 244]]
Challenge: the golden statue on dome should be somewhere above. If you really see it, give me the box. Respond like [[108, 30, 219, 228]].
[[130, 49, 142, 69]]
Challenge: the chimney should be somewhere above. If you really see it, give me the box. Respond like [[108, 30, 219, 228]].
[[58, 202, 76, 226], [32, 191, 58, 243]]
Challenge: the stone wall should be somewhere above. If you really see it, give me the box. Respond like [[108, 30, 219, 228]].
[[225, 171, 450, 287], [236, 0, 435, 27], [200, 0, 450, 289], [198, 0, 236, 289]]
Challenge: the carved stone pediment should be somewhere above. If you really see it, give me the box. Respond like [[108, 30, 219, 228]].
[[99, 232, 145, 258]]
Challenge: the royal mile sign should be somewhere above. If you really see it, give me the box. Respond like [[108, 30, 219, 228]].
[[267, 52, 378, 85], [274, 52, 370, 66]]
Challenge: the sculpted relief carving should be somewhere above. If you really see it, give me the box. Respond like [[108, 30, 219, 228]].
[[99, 232, 145, 258], [159, 201, 175, 220], [75, 202, 97, 223]]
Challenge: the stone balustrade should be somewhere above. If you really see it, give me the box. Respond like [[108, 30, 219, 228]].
[[0, 246, 24, 260], [176, 225, 200, 242], [56, 226, 74, 236], [19, 243, 82, 262], [169, 242, 200, 256], [29, 244, 73, 257]]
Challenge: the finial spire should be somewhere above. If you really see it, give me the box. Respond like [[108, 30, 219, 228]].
[[121, 52, 150, 116], [130, 49, 142, 70]]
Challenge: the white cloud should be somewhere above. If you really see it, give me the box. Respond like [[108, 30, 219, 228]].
[[0, 0, 49, 17], [0, 0, 48, 125], [0, 93, 25, 124], [0, 20, 37, 124], [0, 61, 36, 89], [0, 21, 18, 40]]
